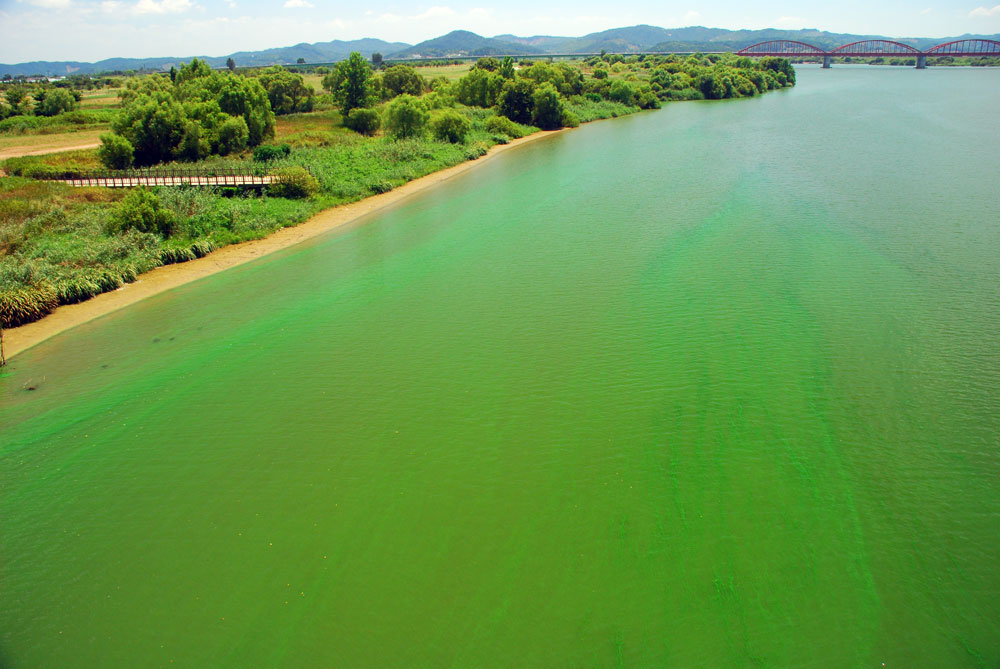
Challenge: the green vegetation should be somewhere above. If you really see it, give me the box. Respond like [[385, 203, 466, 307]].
[[255, 66, 315, 115], [101, 58, 275, 166], [1, 52, 795, 328], [323, 52, 377, 115], [383, 94, 429, 138]]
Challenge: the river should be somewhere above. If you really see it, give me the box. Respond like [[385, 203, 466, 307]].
[[2, 65, 999, 666]]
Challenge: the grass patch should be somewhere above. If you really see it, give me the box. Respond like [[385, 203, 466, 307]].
[[565, 97, 641, 122]]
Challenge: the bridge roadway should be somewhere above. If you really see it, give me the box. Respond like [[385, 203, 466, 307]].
[[733, 38, 998, 69]]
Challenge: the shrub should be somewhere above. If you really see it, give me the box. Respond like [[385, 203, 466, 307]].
[[592, 68, 609, 79], [0, 283, 59, 328], [253, 144, 291, 162], [483, 115, 524, 139], [36, 88, 78, 117], [112, 189, 175, 237], [0, 115, 43, 134], [344, 107, 381, 135], [463, 141, 489, 160], [561, 110, 580, 128], [431, 110, 471, 143], [97, 133, 134, 169], [383, 94, 429, 139], [268, 167, 319, 199]]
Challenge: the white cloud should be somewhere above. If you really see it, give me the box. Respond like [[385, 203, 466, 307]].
[[683, 10, 701, 22], [773, 15, 808, 28], [969, 4, 1000, 16], [132, 0, 193, 14], [919, 7, 932, 14], [415, 5, 455, 20], [283, 0, 313, 8], [23, 0, 73, 8]]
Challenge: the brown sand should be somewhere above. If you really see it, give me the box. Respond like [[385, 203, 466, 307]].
[[3, 129, 565, 360]]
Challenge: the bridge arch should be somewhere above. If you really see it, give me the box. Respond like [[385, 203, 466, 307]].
[[736, 40, 827, 57], [832, 40, 921, 56], [925, 39, 1000, 56]]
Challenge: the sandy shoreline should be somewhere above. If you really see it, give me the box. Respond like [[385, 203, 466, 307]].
[[3, 129, 565, 360]]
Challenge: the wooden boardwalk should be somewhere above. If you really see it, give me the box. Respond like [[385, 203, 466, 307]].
[[61, 172, 275, 188]]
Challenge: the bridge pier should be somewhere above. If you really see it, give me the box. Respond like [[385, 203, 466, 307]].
[[822, 55, 832, 68], [916, 55, 927, 69]]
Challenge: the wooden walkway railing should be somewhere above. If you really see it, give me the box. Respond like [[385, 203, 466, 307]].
[[39, 167, 277, 188]]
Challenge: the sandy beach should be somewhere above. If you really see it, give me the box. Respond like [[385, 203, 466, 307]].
[[3, 129, 564, 360]]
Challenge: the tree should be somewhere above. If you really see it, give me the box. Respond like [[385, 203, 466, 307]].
[[175, 57, 213, 85], [531, 82, 565, 130], [296, 57, 306, 64], [497, 78, 535, 124], [108, 59, 274, 166], [257, 66, 315, 114], [4, 85, 30, 114], [328, 51, 376, 115], [169, 66, 177, 83], [226, 57, 236, 71], [758, 57, 795, 85], [473, 57, 501, 72], [454, 68, 504, 107], [112, 91, 188, 165], [499, 56, 515, 79], [372, 52, 383, 68], [383, 94, 428, 138], [381, 64, 424, 98], [212, 73, 275, 145]]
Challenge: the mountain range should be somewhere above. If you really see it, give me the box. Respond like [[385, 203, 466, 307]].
[[3, 25, 998, 77]]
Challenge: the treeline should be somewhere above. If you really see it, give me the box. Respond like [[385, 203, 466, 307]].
[[583, 53, 795, 101]]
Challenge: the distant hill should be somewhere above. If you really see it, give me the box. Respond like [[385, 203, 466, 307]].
[[3, 26, 998, 77], [219, 38, 409, 68], [0, 38, 409, 77], [390, 31, 535, 58]]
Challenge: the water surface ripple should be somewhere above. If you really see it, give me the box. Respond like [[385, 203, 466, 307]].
[[2, 66, 999, 666]]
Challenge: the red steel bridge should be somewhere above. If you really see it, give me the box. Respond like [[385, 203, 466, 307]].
[[736, 38, 1000, 68]]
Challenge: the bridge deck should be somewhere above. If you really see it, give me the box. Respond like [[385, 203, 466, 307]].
[[61, 175, 275, 188]]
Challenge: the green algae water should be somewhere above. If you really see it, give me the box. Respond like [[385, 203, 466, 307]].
[[3, 66, 1000, 666]]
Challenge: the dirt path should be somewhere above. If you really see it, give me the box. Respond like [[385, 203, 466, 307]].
[[0, 135, 103, 161]]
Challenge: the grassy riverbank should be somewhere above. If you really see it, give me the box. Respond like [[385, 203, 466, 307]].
[[1, 54, 793, 329]]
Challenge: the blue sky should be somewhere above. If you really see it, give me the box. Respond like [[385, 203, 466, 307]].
[[1, 0, 998, 63]]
